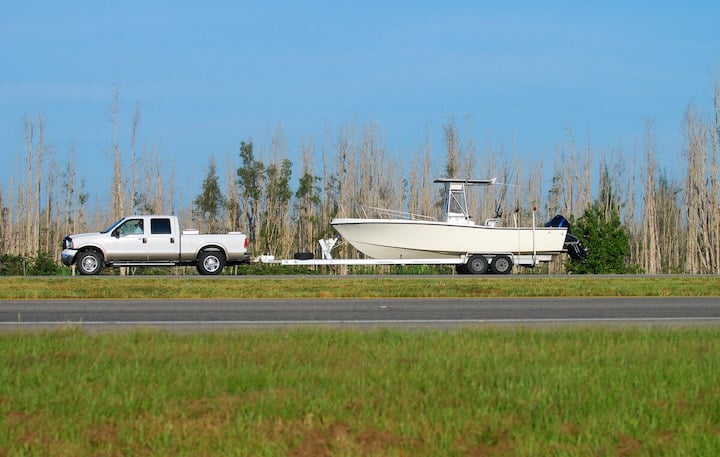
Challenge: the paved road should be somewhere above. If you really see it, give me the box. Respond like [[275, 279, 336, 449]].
[[2, 297, 720, 329]]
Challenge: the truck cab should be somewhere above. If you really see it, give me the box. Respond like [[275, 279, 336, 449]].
[[104, 216, 179, 262]]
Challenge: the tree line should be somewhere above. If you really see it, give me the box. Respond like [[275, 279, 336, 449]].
[[1, 79, 719, 274]]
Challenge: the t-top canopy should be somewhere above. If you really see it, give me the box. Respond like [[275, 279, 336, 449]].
[[433, 178, 496, 186]]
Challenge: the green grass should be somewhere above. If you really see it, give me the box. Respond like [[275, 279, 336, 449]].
[[3, 276, 720, 455], [2, 328, 720, 456], [1, 275, 720, 299]]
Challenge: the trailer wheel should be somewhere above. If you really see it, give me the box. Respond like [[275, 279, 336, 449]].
[[76, 250, 103, 275], [490, 254, 513, 275], [197, 250, 226, 275], [466, 255, 489, 275]]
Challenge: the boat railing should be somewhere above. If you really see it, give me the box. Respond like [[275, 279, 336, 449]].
[[337, 203, 437, 221]]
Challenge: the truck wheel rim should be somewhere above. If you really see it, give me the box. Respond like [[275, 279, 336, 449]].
[[82, 256, 97, 272], [204, 256, 219, 272]]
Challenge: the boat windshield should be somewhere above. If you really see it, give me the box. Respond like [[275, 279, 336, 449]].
[[101, 218, 125, 233], [449, 194, 465, 214]]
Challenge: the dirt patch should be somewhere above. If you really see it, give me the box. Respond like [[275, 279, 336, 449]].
[[84, 422, 120, 447], [286, 421, 406, 457], [615, 435, 643, 457], [455, 431, 513, 457], [6, 411, 30, 426]]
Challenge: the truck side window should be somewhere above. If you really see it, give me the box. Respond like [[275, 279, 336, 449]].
[[119, 219, 144, 236], [151, 218, 172, 235]]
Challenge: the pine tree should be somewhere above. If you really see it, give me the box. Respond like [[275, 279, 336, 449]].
[[193, 156, 225, 233], [236, 141, 264, 242], [566, 168, 630, 276], [293, 141, 321, 254]]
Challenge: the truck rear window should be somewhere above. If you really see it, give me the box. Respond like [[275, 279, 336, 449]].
[[151, 218, 172, 234]]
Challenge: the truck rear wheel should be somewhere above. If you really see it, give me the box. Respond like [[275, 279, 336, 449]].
[[76, 250, 103, 275], [197, 251, 225, 275]]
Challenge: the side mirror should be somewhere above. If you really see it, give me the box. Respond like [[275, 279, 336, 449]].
[[112, 229, 120, 238]]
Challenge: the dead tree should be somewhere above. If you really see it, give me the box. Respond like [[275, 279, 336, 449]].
[[110, 88, 125, 219], [641, 123, 661, 273]]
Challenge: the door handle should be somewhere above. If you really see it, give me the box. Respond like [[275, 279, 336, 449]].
[[142, 238, 147, 244], [170, 237, 175, 244]]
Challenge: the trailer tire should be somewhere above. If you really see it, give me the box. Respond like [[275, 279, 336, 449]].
[[490, 254, 513, 275], [76, 250, 103, 275], [197, 250, 226, 275], [466, 255, 489, 275]]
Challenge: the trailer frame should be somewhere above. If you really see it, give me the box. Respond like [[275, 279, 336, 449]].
[[256, 237, 556, 274]]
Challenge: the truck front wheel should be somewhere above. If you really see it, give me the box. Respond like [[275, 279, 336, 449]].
[[197, 251, 226, 275], [76, 250, 103, 275]]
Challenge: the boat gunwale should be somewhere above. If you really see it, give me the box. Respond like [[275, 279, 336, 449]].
[[331, 218, 569, 232]]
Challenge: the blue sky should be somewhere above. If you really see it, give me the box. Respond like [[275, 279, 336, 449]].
[[2, 1, 719, 204]]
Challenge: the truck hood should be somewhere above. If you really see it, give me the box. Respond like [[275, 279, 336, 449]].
[[67, 232, 104, 246], [69, 232, 103, 239]]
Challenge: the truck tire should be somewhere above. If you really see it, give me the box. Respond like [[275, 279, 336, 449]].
[[76, 250, 103, 275], [466, 255, 489, 275], [490, 254, 513, 274], [197, 250, 225, 275]]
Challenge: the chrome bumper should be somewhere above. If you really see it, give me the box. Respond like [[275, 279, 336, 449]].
[[61, 249, 78, 266]]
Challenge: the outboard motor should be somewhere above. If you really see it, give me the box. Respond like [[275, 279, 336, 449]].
[[545, 215, 588, 261]]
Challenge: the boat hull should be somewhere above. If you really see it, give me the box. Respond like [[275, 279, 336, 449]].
[[331, 218, 568, 259]]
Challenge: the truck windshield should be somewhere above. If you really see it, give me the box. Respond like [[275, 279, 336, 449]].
[[101, 218, 125, 233]]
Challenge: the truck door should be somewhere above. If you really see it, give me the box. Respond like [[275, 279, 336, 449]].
[[146, 217, 180, 261], [104, 218, 146, 260]]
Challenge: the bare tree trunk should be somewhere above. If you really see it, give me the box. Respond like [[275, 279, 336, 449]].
[[44, 150, 57, 255], [225, 151, 240, 231], [33, 114, 44, 255], [683, 106, 707, 273], [8, 162, 19, 254], [111, 88, 125, 219], [0, 189, 5, 254], [64, 142, 77, 241], [711, 76, 720, 272], [295, 140, 311, 253], [443, 117, 459, 178], [642, 123, 660, 274], [419, 129, 434, 218], [130, 101, 141, 213], [23, 117, 34, 255], [332, 122, 359, 265], [261, 125, 292, 257]]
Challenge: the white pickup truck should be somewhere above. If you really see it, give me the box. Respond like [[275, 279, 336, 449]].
[[61, 215, 250, 275]]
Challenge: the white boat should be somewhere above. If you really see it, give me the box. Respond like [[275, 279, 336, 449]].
[[331, 178, 584, 273]]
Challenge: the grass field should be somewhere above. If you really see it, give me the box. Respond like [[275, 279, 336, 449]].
[[2, 328, 720, 456], [2, 276, 720, 455], [1, 275, 720, 299]]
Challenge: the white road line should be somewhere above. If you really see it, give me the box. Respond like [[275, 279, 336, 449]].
[[3, 317, 720, 326]]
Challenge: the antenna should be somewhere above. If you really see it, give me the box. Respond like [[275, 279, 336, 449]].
[[494, 169, 514, 218]]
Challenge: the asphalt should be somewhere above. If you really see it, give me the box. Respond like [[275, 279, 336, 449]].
[[2, 296, 720, 329]]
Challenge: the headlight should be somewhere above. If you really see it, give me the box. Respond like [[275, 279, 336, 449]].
[[63, 236, 74, 249]]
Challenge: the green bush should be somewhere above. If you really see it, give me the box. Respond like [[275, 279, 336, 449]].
[[566, 203, 630, 274], [0, 252, 68, 276]]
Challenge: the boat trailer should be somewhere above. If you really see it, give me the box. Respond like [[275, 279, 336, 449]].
[[256, 236, 556, 274]]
